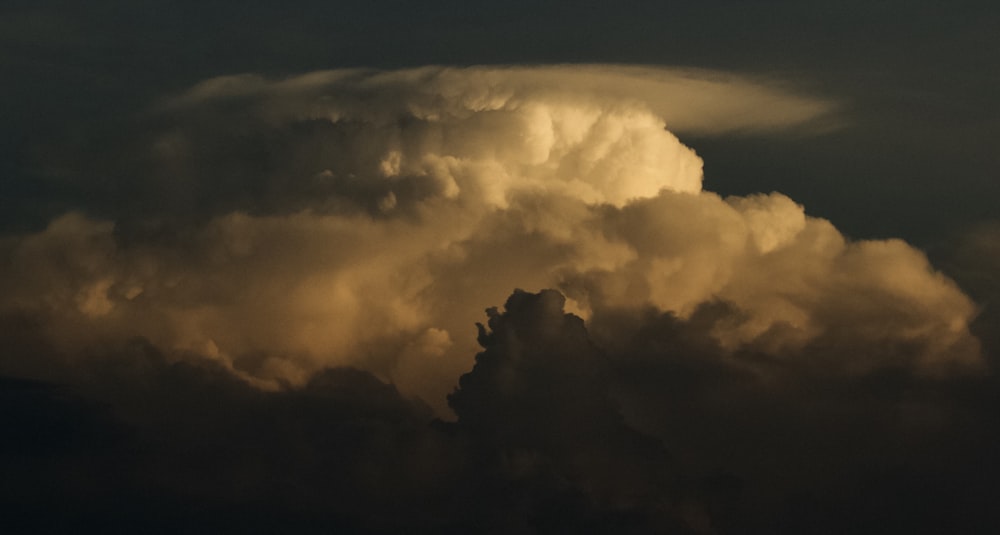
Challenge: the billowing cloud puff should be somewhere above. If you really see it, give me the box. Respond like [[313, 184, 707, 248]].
[[563, 191, 980, 374], [1, 65, 982, 411]]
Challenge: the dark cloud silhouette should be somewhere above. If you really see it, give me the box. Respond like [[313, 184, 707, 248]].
[[591, 296, 1000, 534], [448, 290, 686, 531], [4, 289, 998, 533], [1, 338, 455, 534], [0, 294, 691, 533]]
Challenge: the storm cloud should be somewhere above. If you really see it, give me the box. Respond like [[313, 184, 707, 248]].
[[1, 66, 980, 407], [2, 65, 997, 533]]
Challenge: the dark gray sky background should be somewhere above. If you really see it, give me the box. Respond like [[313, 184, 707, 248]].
[[3, 1, 998, 242]]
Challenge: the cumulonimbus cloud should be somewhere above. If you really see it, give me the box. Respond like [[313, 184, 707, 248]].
[[0, 65, 982, 411]]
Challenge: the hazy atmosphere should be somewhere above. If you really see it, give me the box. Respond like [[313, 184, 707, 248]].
[[2, 2, 999, 533]]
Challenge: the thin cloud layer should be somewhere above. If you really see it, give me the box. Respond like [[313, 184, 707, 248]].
[[1, 65, 981, 409]]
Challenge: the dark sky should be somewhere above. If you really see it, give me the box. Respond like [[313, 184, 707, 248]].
[[2, 2, 1000, 534]]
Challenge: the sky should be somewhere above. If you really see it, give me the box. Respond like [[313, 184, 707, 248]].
[[2, 2, 999, 534]]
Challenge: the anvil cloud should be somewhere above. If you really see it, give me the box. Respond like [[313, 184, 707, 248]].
[[0, 66, 980, 410]]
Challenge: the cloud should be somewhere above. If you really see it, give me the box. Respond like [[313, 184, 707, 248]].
[[166, 65, 839, 134], [563, 191, 981, 375], [47, 65, 833, 227], [3, 288, 996, 534], [1, 65, 982, 413]]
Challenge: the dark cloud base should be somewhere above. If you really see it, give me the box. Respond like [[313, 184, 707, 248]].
[[3, 290, 999, 534]]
